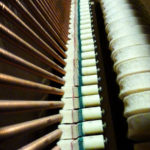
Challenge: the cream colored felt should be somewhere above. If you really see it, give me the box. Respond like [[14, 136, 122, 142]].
[[80, 5, 89, 8], [68, 10, 75, 28], [109, 34, 150, 52], [57, 135, 105, 150], [103, 7, 133, 25], [80, 12, 91, 16], [81, 84, 99, 96], [59, 120, 103, 139], [101, 0, 125, 6], [80, 0, 89, 3], [81, 33, 93, 40], [60, 109, 78, 123], [80, 4, 90, 8], [66, 37, 77, 47], [80, 4, 89, 7], [63, 75, 78, 86], [105, 9, 139, 26], [64, 58, 78, 68], [102, 1, 130, 12], [82, 66, 97, 75], [82, 59, 96, 67], [80, 19, 91, 25], [81, 39, 94, 46], [63, 68, 78, 86], [62, 86, 78, 98], [80, 4, 89, 10], [80, 3, 89, 7], [64, 61, 79, 73], [64, 61, 78, 72], [104, 4, 135, 18], [59, 124, 79, 139], [80, 2, 89, 4], [80, 12, 91, 17], [82, 75, 98, 85], [60, 107, 102, 123], [62, 97, 79, 110], [64, 65, 78, 74], [81, 51, 95, 59], [123, 91, 150, 117], [66, 41, 77, 57], [82, 44, 94, 52], [65, 54, 77, 61], [80, 5, 90, 9], [83, 135, 105, 149], [57, 139, 79, 150], [116, 57, 150, 81], [108, 25, 150, 41], [119, 72, 150, 99], [80, 0, 90, 2], [127, 112, 150, 141], [82, 94, 101, 107], [105, 17, 144, 34], [80, 23, 92, 30], [105, 8, 140, 24], [134, 142, 150, 150], [80, 10, 90, 15], [80, 6, 89, 9], [62, 94, 101, 109], [80, 0, 90, 3], [111, 45, 150, 65], [82, 107, 102, 120], [80, 14, 91, 19], [102, 0, 131, 10], [65, 49, 78, 60], [82, 120, 103, 135], [68, 25, 74, 35], [81, 28, 93, 34]]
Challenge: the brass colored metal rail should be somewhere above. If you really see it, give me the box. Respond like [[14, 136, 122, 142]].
[[0, 3, 67, 61], [0, 73, 64, 95], [0, 0, 71, 148], [0, 48, 65, 84], [0, 100, 64, 112], [0, 114, 62, 139], [0, 24, 66, 75], [19, 129, 62, 150], [11, 0, 67, 52]]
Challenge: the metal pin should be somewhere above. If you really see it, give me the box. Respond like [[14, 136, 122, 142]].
[[100, 96, 103, 101], [93, 34, 96, 38], [103, 122, 107, 128], [104, 137, 108, 144], [91, 2, 94, 5], [99, 86, 102, 91], [94, 45, 98, 49], [102, 109, 105, 115], [98, 77, 101, 81], [97, 67, 100, 71]]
